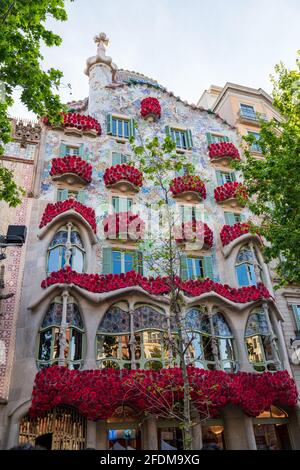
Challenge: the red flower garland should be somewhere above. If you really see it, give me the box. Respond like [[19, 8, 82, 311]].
[[140, 97, 161, 119], [214, 182, 247, 202], [29, 366, 297, 421], [174, 221, 213, 248], [41, 267, 271, 303], [170, 175, 206, 200], [50, 156, 92, 183], [220, 223, 250, 247], [43, 113, 101, 135], [102, 212, 145, 240], [39, 200, 97, 233], [208, 142, 240, 160], [103, 164, 143, 188]]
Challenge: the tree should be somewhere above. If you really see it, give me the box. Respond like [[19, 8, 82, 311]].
[[129, 132, 212, 449], [0, 0, 70, 206], [233, 52, 300, 286]]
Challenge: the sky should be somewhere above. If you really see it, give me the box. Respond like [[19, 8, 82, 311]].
[[10, 0, 300, 119]]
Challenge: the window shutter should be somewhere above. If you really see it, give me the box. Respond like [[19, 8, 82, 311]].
[[186, 129, 193, 149], [57, 189, 69, 202], [107, 114, 113, 134], [119, 197, 128, 213], [135, 251, 143, 275], [203, 256, 214, 280], [78, 144, 84, 159], [112, 152, 122, 165], [230, 172, 236, 182], [180, 254, 188, 280], [223, 135, 230, 142], [240, 213, 246, 222], [112, 197, 120, 213], [102, 248, 112, 274], [206, 133, 213, 145], [59, 143, 67, 157], [224, 212, 236, 226], [165, 126, 171, 139], [76, 190, 86, 205], [129, 118, 136, 138], [215, 170, 223, 185]]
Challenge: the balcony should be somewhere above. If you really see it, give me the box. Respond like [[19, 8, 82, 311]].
[[238, 110, 268, 125]]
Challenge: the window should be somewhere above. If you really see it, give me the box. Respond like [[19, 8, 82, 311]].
[[102, 248, 143, 275], [206, 133, 229, 144], [235, 245, 257, 286], [186, 308, 237, 372], [240, 104, 256, 119], [166, 126, 193, 149], [180, 255, 213, 280], [59, 143, 84, 158], [247, 131, 262, 152], [37, 298, 84, 369], [224, 212, 244, 226], [57, 189, 86, 204], [96, 305, 176, 370], [112, 152, 128, 165], [179, 205, 202, 224], [107, 114, 135, 139], [245, 308, 281, 372], [47, 225, 85, 273], [112, 196, 133, 213], [215, 170, 236, 185], [291, 305, 300, 332]]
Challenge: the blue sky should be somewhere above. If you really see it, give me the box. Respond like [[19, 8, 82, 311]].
[[10, 0, 300, 119]]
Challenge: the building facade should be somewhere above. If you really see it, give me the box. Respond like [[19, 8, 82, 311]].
[[198, 83, 300, 399], [0, 35, 299, 450]]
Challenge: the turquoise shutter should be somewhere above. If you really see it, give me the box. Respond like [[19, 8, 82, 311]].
[[59, 143, 67, 157], [112, 152, 122, 165], [224, 212, 236, 226], [230, 172, 236, 182], [222, 135, 230, 142], [57, 189, 69, 202], [129, 118, 136, 138], [102, 248, 112, 274], [203, 256, 214, 280], [292, 305, 300, 331], [206, 133, 213, 145], [215, 170, 223, 185], [119, 197, 128, 213], [180, 254, 188, 280], [76, 190, 86, 204], [78, 144, 84, 159], [165, 126, 171, 140], [240, 213, 246, 222], [186, 129, 193, 149], [135, 251, 143, 275], [107, 114, 113, 134], [112, 197, 119, 213]]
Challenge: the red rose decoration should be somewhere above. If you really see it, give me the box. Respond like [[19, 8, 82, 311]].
[[214, 182, 247, 202], [170, 175, 206, 200], [50, 156, 92, 184], [43, 112, 101, 135], [140, 97, 161, 119], [104, 164, 143, 188], [220, 223, 251, 246], [208, 142, 240, 160], [39, 200, 97, 233]]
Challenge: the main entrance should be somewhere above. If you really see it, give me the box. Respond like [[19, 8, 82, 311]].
[[253, 406, 292, 450], [106, 406, 141, 450], [19, 406, 86, 450]]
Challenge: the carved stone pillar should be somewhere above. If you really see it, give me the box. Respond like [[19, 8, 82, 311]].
[[64, 222, 73, 267], [207, 304, 221, 369]]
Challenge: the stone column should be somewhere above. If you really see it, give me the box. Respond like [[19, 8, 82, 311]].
[[222, 405, 251, 450], [192, 422, 202, 450], [86, 421, 97, 449], [64, 222, 73, 267], [233, 317, 253, 372], [128, 301, 136, 370], [146, 417, 158, 450], [58, 289, 69, 366], [96, 421, 107, 450], [207, 304, 221, 369]]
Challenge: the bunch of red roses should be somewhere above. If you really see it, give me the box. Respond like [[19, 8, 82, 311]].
[[214, 181, 247, 202], [170, 175, 206, 199], [140, 97, 161, 119], [103, 164, 143, 188], [208, 142, 240, 160], [102, 212, 145, 240], [41, 267, 271, 303], [43, 113, 101, 135], [220, 223, 250, 247], [174, 221, 213, 248], [29, 366, 297, 421], [50, 156, 92, 183], [39, 200, 97, 233]]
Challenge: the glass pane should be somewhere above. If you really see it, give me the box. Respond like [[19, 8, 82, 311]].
[[133, 306, 168, 331], [66, 303, 83, 328], [71, 247, 84, 273], [47, 247, 61, 272], [194, 259, 203, 278], [42, 302, 62, 327], [237, 248, 253, 263], [142, 331, 163, 359], [247, 264, 257, 285], [49, 230, 68, 247], [213, 313, 232, 337], [262, 336, 275, 361], [124, 121, 129, 138], [98, 307, 130, 334], [187, 258, 193, 278], [200, 314, 211, 334], [112, 251, 122, 274], [218, 338, 235, 361], [53, 327, 60, 359], [68, 329, 82, 361], [187, 332, 203, 362], [124, 253, 134, 272], [118, 120, 123, 137], [112, 118, 117, 136], [236, 264, 251, 286], [38, 329, 53, 361], [145, 360, 163, 371], [71, 230, 84, 247], [246, 336, 264, 363], [102, 360, 120, 370], [97, 335, 119, 359], [245, 312, 269, 336], [202, 335, 215, 362], [120, 335, 131, 360]]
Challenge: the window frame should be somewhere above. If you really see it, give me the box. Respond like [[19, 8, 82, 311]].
[[46, 225, 86, 274]]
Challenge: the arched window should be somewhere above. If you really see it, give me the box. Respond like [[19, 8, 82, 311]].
[[96, 304, 177, 370], [245, 308, 281, 372], [37, 297, 84, 369], [186, 308, 237, 372], [235, 245, 259, 287], [47, 224, 85, 273]]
